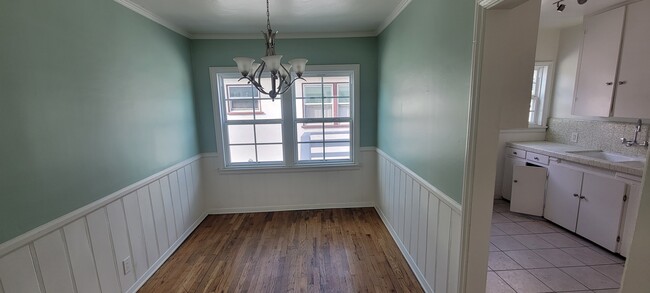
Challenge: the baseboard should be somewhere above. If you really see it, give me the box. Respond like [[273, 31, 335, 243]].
[[127, 212, 208, 293], [207, 201, 375, 214], [374, 206, 432, 292]]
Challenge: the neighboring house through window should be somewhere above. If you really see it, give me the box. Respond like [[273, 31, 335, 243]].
[[210, 65, 359, 169], [529, 62, 552, 127]]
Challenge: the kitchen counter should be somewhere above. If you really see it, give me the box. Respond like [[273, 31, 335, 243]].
[[507, 141, 645, 177]]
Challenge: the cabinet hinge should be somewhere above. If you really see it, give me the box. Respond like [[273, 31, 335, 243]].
[[623, 195, 628, 202], [617, 236, 621, 243]]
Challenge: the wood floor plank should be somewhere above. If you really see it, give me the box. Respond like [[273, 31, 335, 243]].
[[139, 208, 423, 293]]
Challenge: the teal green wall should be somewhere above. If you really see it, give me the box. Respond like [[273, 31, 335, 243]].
[[377, 0, 476, 203], [190, 38, 378, 152], [0, 0, 198, 243]]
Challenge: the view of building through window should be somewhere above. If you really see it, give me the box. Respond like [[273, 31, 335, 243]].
[[215, 68, 355, 168], [530, 64, 549, 127]]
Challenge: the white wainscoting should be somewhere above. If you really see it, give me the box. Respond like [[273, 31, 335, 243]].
[[202, 148, 378, 214], [376, 149, 462, 293], [0, 156, 205, 293]]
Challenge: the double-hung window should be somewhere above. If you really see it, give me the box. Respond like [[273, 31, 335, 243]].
[[529, 62, 552, 127], [210, 65, 359, 169]]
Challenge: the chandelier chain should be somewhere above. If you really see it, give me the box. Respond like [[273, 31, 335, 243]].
[[266, 0, 271, 31]]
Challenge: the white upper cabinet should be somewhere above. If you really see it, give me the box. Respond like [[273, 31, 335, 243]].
[[573, 6, 625, 117], [612, 0, 650, 118]]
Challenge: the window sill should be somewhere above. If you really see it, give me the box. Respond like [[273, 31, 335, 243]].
[[217, 162, 361, 174]]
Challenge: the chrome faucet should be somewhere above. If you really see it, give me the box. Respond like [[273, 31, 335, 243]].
[[621, 119, 649, 147]]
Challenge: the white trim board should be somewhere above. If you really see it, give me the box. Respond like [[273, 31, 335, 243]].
[[375, 148, 462, 212], [112, 0, 412, 39], [113, 0, 191, 38], [0, 154, 202, 256]]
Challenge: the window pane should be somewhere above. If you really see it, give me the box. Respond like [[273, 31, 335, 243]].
[[324, 142, 350, 160], [255, 124, 282, 143], [324, 123, 350, 141], [297, 123, 324, 143], [228, 125, 255, 144], [257, 144, 283, 162], [257, 98, 282, 120], [296, 98, 323, 119], [297, 142, 324, 161], [230, 145, 256, 163]]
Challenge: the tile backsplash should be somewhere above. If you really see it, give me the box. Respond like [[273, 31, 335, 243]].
[[547, 118, 650, 159]]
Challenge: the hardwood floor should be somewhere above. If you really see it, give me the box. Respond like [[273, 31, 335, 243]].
[[139, 208, 424, 292]]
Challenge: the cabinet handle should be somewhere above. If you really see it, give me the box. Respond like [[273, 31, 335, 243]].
[[606, 82, 613, 86], [573, 194, 579, 197], [534, 157, 539, 160], [618, 81, 627, 85], [513, 180, 518, 183], [579, 196, 586, 199], [513, 152, 518, 155]]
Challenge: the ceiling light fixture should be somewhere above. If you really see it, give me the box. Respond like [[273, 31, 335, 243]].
[[232, 0, 308, 101], [554, 0, 566, 12]]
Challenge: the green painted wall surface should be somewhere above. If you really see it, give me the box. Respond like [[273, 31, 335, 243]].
[[0, 0, 198, 243], [377, 0, 476, 203], [190, 38, 378, 152]]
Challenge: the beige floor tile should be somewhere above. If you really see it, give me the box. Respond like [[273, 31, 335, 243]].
[[505, 250, 553, 269], [495, 222, 533, 235], [497, 270, 553, 293], [512, 235, 555, 250], [561, 266, 619, 290], [489, 252, 523, 271], [533, 249, 585, 267], [538, 233, 584, 248], [592, 264, 625, 283], [562, 247, 618, 266], [528, 268, 588, 292], [491, 236, 528, 251], [486, 271, 516, 293]]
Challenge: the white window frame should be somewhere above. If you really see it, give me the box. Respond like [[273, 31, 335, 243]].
[[209, 64, 360, 171], [529, 61, 554, 128]]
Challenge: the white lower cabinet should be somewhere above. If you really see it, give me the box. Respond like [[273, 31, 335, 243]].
[[544, 162, 583, 232], [511, 165, 547, 216], [575, 173, 626, 252], [543, 161, 628, 252], [620, 178, 642, 257], [502, 156, 526, 200]]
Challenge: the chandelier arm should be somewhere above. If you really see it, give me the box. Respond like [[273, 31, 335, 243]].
[[277, 77, 306, 95]]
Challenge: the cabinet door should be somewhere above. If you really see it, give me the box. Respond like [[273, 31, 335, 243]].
[[612, 0, 650, 118], [576, 173, 626, 252], [502, 156, 526, 200], [544, 162, 582, 231], [620, 181, 642, 257], [511, 165, 547, 216], [573, 6, 625, 117]]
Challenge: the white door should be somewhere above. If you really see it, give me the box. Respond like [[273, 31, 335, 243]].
[[502, 156, 526, 200], [511, 165, 547, 216], [544, 162, 583, 231], [573, 6, 625, 117], [576, 172, 626, 252], [612, 0, 650, 118], [620, 180, 642, 257]]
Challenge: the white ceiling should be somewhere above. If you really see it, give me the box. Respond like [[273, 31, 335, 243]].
[[120, 0, 407, 38], [539, 0, 629, 29]]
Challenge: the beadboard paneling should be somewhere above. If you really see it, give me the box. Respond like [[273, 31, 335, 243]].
[[33, 231, 75, 293], [376, 149, 462, 293], [0, 157, 204, 293], [0, 246, 41, 293], [202, 150, 377, 213]]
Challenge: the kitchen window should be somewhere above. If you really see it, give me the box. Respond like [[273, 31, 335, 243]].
[[529, 62, 552, 127], [209, 65, 359, 169]]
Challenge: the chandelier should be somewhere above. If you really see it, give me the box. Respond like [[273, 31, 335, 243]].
[[233, 0, 308, 101]]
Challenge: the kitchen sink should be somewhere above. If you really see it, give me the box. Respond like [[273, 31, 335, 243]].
[[566, 150, 642, 163]]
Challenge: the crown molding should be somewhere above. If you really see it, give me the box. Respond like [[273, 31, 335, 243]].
[[113, 0, 192, 38], [192, 31, 376, 40], [114, 0, 412, 39], [375, 0, 412, 35]]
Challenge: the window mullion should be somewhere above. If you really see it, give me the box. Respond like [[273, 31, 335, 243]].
[[282, 85, 294, 167]]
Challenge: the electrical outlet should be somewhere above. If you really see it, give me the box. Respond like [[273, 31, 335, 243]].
[[571, 132, 579, 143], [122, 257, 132, 275]]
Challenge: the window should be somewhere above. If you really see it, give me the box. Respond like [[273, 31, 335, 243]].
[[529, 63, 551, 127], [226, 85, 261, 113], [210, 65, 359, 169]]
